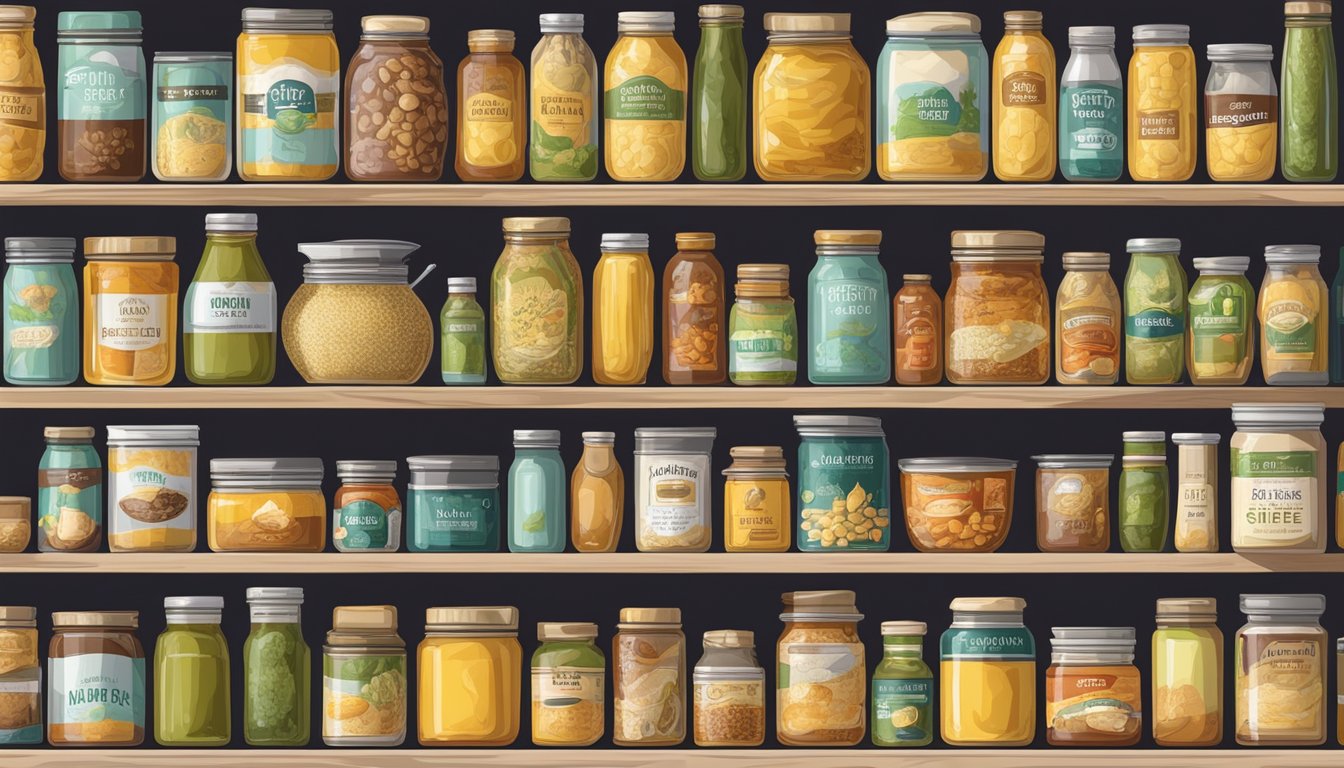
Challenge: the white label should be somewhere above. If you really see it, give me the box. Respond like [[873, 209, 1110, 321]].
[[108, 445, 197, 537], [638, 455, 710, 536], [184, 281, 276, 334], [532, 666, 604, 706], [96, 294, 167, 351], [1175, 482, 1216, 551], [1232, 476, 1316, 545], [48, 653, 143, 727]]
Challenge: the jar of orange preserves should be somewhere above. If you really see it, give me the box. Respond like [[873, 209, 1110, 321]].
[[945, 230, 1050, 384], [82, 236, 178, 386]]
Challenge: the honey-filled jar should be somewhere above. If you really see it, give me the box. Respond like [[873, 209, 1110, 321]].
[[604, 12, 687, 182]]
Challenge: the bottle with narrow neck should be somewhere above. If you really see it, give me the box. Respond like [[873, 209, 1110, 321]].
[[184, 213, 276, 385]]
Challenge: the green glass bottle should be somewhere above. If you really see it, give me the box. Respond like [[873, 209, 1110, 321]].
[[692, 5, 747, 181], [871, 621, 933, 746], [183, 213, 276, 385], [441, 277, 487, 384]]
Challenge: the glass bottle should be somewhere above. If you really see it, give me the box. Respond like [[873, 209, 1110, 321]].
[[871, 621, 933, 747], [532, 621, 605, 746], [243, 587, 309, 746], [1282, 1, 1337, 182], [1059, 26, 1123, 181], [1235, 593, 1327, 745], [508, 430, 565, 553], [1332, 247, 1344, 383], [571, 431, 624, 552], [155, 596, 230, 746], [1119, 431, 1169, 552], [807, 230, 891, 385], [1124, 238, 1187, 385], [441, 277, 487, 384], [1153, 598, 1222, 746], [605, 11, 687, 182], [614, 608, 685, 746], [1172, 434, 1220, 552], [592, 233, 654, 385], [456, 29, 525, 182], [530, 13, 598, 182], [663, 232, 726, 385], [729, 264, 797, 385], [37, 426, 101, 553], [491, 217, 583, 384], [993, 10, 1056, 181], [893, 274, 942, 386], [691, 5, 746, 181], [3, 237, 79, 385], [1260, 244, 1329, 385], [1056, 251, 1121, 385], [1187, 256, 1254, 385], [184, 213, 276, 385], [1128, 25, 1197, 182], [0, 6, 43, 182]]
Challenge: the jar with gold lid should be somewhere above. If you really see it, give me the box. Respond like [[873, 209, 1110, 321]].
[[722, 446, 790, 552], [491, 217, 584, 384], [663, 232, 726, 385], [0, 605, 40, 744], [614, 607, 686, 746], [322, 605, 407, 746], [945, 230, 1050, 384], [418, 606, 521, 746], [456, 29, 525, 182], [82, 235, 178, 386], [729, 264, 797, 385]]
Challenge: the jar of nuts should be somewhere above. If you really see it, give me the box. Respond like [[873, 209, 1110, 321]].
[[56, 11, 147, 182], [346, 16, 449, 182]]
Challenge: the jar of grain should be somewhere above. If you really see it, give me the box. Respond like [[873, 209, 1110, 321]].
[[693, 629, 765, 747]]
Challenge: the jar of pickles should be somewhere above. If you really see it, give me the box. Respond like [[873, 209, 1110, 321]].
[[721, 446, 789, 552], [82, 236, 178, 387], [0, 6, 43, 182], [491, 218, 583, 385], [154, 596, 230, 746], [206, 458, 326, 552], [604, 12, 687, 182], [1119, 431, 1170, 552], [776, 591, 865, 746], [242, 587, 308, 746], [663, 232, 726, 385], [1205, 44, 1278, 181], [1125, 238, 1188, 385], [945, 230, 1050, 384], [691, 5, 747, 182], [992, 10, 1056, 182], [418, 606, 521, 746], [1188, 256, 1254, 385], [1153, 598, 1222, 746], [1282, 1, 1338, 182], [728, 264, 797, 385], [1033, 454, 1112, 552], [614, 607, 686, 746], [1128, 25, 1197, 181]]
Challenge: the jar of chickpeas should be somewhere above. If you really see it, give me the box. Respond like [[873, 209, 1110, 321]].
[[1128, 24, 1196, 181]]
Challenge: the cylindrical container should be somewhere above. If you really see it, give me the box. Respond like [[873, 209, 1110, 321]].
[[571, 431, 624, 552], [614, 607, 686, 746], [0, 496, 30, 552], [721, 446, 789, 553], [593, 232, 654, 385], [1118, 431, 1169, 552], [1281, 1, 1338, 182], [418, 606, 521, 746], [334, 460, 401, 553], [604, 11, 687, 182], [1124, 238, 1187, 384], [1046, 627, 1141, 745], [532, 622, 605, 747], [1059, 26, 1123, 181], [529, 13, 598, 181], [728, 263, 797, 385], [940, 597, 1035, 746], [243, 587, 309, 746], [406, 455, 500, 552], [106, 425, 199, 553], [47, 610, 144, 745], [1172, 433, 1220, 552], [693, 629, 765, 747], [663, 232, 726, 385], [1128, 25, 1196, 181], [1205, 44, 1278, 181], [4, 237, 79, 385], [1235, 593, 1327, 745], [1152, 597, 1222, 746], [1188, 256, 1254, 385], [899, 457, 1017, 553], [893, 273, 942, 385], [441, 277, 487, 384], [82, 236, 178, 386], [1033, 454, 1112, 552], [508, 430, 565, 553], [37, 426, 102, 553], [1230, 403, 1326, 552], [1056, 251, 1121, 385], [207, 458, 325, 552], [777, 591, 864, 746], [871, 620, 933, 747], [692, 5, 747, 182], [57, 11, 146, 182], [185, 213, 276, 386], [0, 605, 41, 744], [0, 6, 44, 182], [151, 52, 232, 181], [796, 416, 891, 551], [154, 596, 230, 746], [807, 230, 891, 385], [634, 427, 716, 552], [945, 230, 1050, 384], [491, 217, 583, 384], [455, 28, 524, 182], [322, 605, 407, 746], [993, 10, 1056, 182], [1259, 244, 1329, 385]]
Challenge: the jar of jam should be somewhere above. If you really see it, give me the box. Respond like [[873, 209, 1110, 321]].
[[47, 610, 145, 746]]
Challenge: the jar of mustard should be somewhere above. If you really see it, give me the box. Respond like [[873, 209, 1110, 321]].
[[1129, 24, 1197, 181], [945, 230, 1050, 384], [777, 591, 865, 746], [206, 458, 326, 552], [755, 13, 869, 181], [82, 236, 178, 387], [0, 6, 44, 182], [940, 597, 1035, 746], [614, 607, 686, 746], [722, 446, 789, 553], [0, 605, 40, 744], [593, 232, 654, 386], [418, 606, 521, 746], [605, 11, 687, 182], [491, 218, 583, 385], [992, 11, 1057, 182]]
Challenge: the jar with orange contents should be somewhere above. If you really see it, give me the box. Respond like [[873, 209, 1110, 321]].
[[333, 460, 401, 553], [82, 236, 178, 386], [0, 6, 44, 182], [663, 232, 726, 384]]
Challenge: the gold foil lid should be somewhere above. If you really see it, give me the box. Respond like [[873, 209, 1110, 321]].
[[0, 496, 28, 520], [503, 217, 570, 235], [52, 610, 139, 628], [737, 263, 788, 281], [1062, 251, 1110, 269], [538, 621, 598, 641], [1286, 1, 1332, 16], [887, 12, 981, 35], [425, 606, 519, 631], [0, 6, 35, 24], [334, 605, 398, 632], [703, 629, 754, 648], [675, 232, 716, 250], [0, 605, 36, 625], [815, 229, 882, 247], [84, 236, 177, 260], [1156, 597, 1217, 617], [949, 597, 1026, 613], [765, 12, 850, 34], [951, 230, 1045, 250], [700, 5, 744, 20], [468, 29, 515, 48], [44, 426, 93, 440], [619, 607, 681, 625], [361, 15, 429, 34]]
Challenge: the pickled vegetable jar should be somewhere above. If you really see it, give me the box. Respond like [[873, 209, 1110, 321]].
[[207, 458, 326, 552], [692, 5, 746, 181], [992, 11, 1056, 182], [605, 12, 686, 182], [3, 237, 79, 386], [663, 232, 725, 384], [1119, 433, 1169, 553], [1188, 256, 1254, 385], [533, 622, 605, 746], [940, 597, 1035, 745], [878, 12, 987, 181], [870, 620, 933, 747], [1260, 244, 1328, 385], [755, 13, 869, 181], [1205, 44, 1278, 182], [571, 432, 624, 552], [507, 430, 565, 553], [1059, 26, 1123, 181], [530, 14, 598, 181], [456, 29, 525, 182], [945, 230, 1050, 384], [1128, 25, 1197, 181], [185, 213, 276, 386], [1282, 1, 1338, 182], [796, 416, 891, 552], [807, 230, 891, 385], [721, 446, 789, 552], [593, 233, 654, 385], [1235, 593, 1327, 745], [418, 606, 521, 746], [82, 236, 178, 386], [491, 217, 583, 384], [1033, 454, 1112, 552], [0, 6, 43, 182], [243, 587, 309, 746], [37, 426, 101, 553], [1124, 238, 1187, 385], [322, 605, 407, 746], [614, 607, 685, 746], [777, 591, 865, 746], [728, 263, 796, 385], [1153, 598, 1222, 746], [894, 273, 942, 385], [155, 596, 230, 746], [1056, 251, 1120, 385]]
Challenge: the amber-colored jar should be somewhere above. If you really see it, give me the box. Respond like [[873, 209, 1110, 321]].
[[945, 230, 1050, 384], [47, 610, 145, 746], [613, 607, 686, 746], [721, 446, 789, 552], [456, 29, 525, 182], [1046, 627, 1142, 746], [1033, 454, 1113, 553], [776, 590, 865, 746], [894, 273, 942, 385], [82, 236, 179, 387], [333, 460, 401, 552], [663, 232, 726, 384]]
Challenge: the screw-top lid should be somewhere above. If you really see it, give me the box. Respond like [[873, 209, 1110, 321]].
[[1193, 256, 1250, 274], [425, 606, 519, 631], [1123, 430, 1165, 442], [205, 213, 258, 233], [336, 460, 397, 484], [723, 446, 787, 477], [949, 597, 1026, 613], [84, 236, 176, 260], [1231, 402, 1326, 428], [1171, 433, 1221, 445], [619, 607, 682, 625], [0, 496, 29, 522], [360, 15, 428, 35], [538, 621, 598, 641], [503, 217, 570, 235], [700, 5, 744, 21], [1207, 43, 1274, 61], [601, 233, 650, 252], [1069, 26, 1116, 46], [242, 8, 333, 31], [1031, 454, 1115, 469], [57, 10, 142, 34], [1156, 597, 1218, 619], [164, 595, 224, 624], [539, 13, 584, 33], [44, 426, 94, 441], [210, 457, 324, 490], [446, 277, 476, 293], [737, 263, 789, 281], [0, 606, 36, 627], [52, 610, 139, 628], [703, 629, 754, 648], [898, 457, 1019, 473], [764, 12, 849, 35], [1265, 243, 1322, 264], [780, 590, 862, 621], [468, 29, 514, 49], [618, 11, 674, 33], [247, 587, 303, 603], [0, 6, 35, 25], [902, 273, 933, 282], [793, 414, 885, 437], [5, 237, 76, 264], [1004, 10, 1043, 29], [1285, 1, 1332, 18], [327, 605, 404, 648], [814, 229, 881, 248], [1062, 252, 1111, 270], [514, 429, 562, 448], [675, 232, 715, 250], [881, 620, 927, 636], [106, 425, 200, 445], [887, 11, 981, 35], [246, 587, 304, 623], [1133, 24, 1190, 44], [1126, 237, 1182, 254], [951, 230, 1045, 262], [1239, 593, 1326, 617], [581, 431, 615, 444], [406, 455, 500, 473]]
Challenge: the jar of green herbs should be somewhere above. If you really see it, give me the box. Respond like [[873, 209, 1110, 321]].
[[243, 587, 310, 746]]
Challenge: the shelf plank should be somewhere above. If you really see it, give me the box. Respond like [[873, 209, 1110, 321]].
[[2, 183, 1343, 207]]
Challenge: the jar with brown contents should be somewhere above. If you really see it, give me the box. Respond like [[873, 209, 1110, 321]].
[[346, 16, 448, 182], [945, 230, 1050, 384], [47, 611, 145, 746], [456, 30, 525, 181], [663, 232, 726, 384], [1033, 454, 1113, 553], [776, 591, 866, 746], [693, 630, 765, 747], [56, 11, 146, 182]]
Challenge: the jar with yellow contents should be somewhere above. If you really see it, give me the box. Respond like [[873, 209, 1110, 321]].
[[82, 236, 178, 387], [604, 11, 686, 182], [207, 458, 325, 552], [940, 597, 1036, 746], [0, 6, 43, 182], [755, 13, 870, 181], [418, 606, 522, 746], [722, 446, 790, 553], [993, 11, 1056, 181], [1205, 44, 1278, 181], [456, 29, 525, 182], [1128, 25, 1197, 181], [593, 233, 654, 385]]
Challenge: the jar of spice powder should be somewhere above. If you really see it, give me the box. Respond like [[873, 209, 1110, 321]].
[[693, 629, 765, 747]]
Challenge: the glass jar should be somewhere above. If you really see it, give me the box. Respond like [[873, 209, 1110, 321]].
[[1231, 403, 1326, 552], [693, 629, 765, 747], [894, 274, 942, 385], [334, 460, 401, 553], [532, 622, 605, 747], [508, 430, 565, 553], [1236, 593, 1327, 745], [1205, 44, 1278, 182], [1119, 431, 1169, 552], [206, 458, 326, 552], [238, 8, 338, 182], [1282, 1, 1338, 181], [634, 427, 716, 552], [455, 29, 523, 182], [878, 12, 987, 181], [1056, 251, 1121, 385], [1033, 454, 1112, 552], [1260, 244, 1329, 385], [0, 496, 30, 553], [1332, 248, 1344, 384], [441, 277, 487, 384], [407, 455, 500, 552], [185, 213, 277, 386], [993, 11, 1056, 182], [37, 426, 101, 553], [47, 610, 144, 746], [3, 237, 79, 386], [605, 11, 687, 182], [796, 415, 891, 551], [491, 217, 583, 384], [663, 232, 726, 385], [418, 606, 521, 746], [614, 607, 685, 746], [1188, 256, 1254, 385], [899, 457, 1017, 553], [871, 620, 933, 747], [1059, 26, 1123, 181], [1046, 627, 1141, 745], [1124, 238, 1187, 385], [82, 235, 178, 387], [1172, 433, 1220, 552], [808, 230, 891, 385], [945, 230, 1050, 384], [940, 597, 1035, 746], [1128, 25, 1197, 181], [151, 52, 231, 182], [243, 587, 308, 746], [106, 424, 199, 553], [154, 596, 230, 746], [57, 11, 146, 182], [0, 605, 40, 745], [721, 446, 789, 553], [692, 5, 747, 182], [322, 605, 407, 746], [0, 6, 43, 182], [594, 232, 654, 385], [571, 431, 624, 552], [1153, 597, 1222, 746], [777, 591, 864, 746], [284, 239, 435, 385], [728, 263, 797, 385], [529, 13, 598, 182]]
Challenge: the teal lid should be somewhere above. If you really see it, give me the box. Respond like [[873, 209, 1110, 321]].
[[57, 10, 142, 33]]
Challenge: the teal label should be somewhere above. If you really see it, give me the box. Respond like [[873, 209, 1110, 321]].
[[940, 628, 1035, 660], [335, 499, 391, 550], [797, 437, 889, 551], [1126, 307, 1185, 339], [60, 46, 146, 121], [810, 277, 888, 378], [412, 488, 497, 550], [604, 75, 684, 120], [1232, 449, 1317, 478], [263, 79, 315, 124], [155, 58, 231, 126], [4, 263, 79, 384], [872, 677, 931, 744], [48, 654, 145, 730], [1060, 84, 1122, 163]]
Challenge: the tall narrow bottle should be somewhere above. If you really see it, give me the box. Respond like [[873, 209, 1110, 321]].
[[593, 233, 654, 385], [184, 213, 276, 385], [691, 4, 746, 181], [441, 277, 487, 384], [530, 14, 598, 181], [571, 432, 624, 552], [1282, 1, 1338, 181]]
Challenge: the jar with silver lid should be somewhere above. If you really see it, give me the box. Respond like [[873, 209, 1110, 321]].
[[1204, 44, 1278, 182], [692, 629, 765, 747], [1032, 454, 1113, 552], [407, 455, 500, 552], [1260, 244, 1328, 385], [333, 460, 401, 552], [1188, 256, 1255, 385], [1046, 626, 1141, 745], [1056, 251, 1121, 384], [1171, 433, 1220, 552], [4, 237, 79, 386], [107, 425, 200, 553], [796, 415, 891, 551], [207, 458, 325, 552], [1235, 593, 1327, 745], [508, 430, 565, 553], [634, 427, 716, 552], [1059, 26, 1123, 181], [1230, 403, 1326, 553]]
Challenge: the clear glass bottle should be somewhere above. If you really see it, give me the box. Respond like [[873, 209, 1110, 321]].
[[605, 12, 687, 182], [1059, 26, 1123, 181], [243, 587, 309, 746], [571, 431, 624, 552], [993, 10, 1056, 181], [441, 276, 487, 384], [155, 596, 230, 746], [663, 232, 726, 385], [1153, 598, 1222, 746], [456, 29, 525, 182], [533, 622, 605, 746], [1282, 1, 1338, 182], [614, 607, 685, 746], [1236, 593, 1327, 745], [1124, 238, 1187, 385], [529, 13, 598, 182], [593, 233, 653, 385], [1172, 433, 1220, 552], [871, 621, 932, 747], [728, 264, 797, 385], [1205, 44, 1278, 182], [1260, 244, 1329, 385], [1128, 24, 1197, 181], [1188, 256, 1254, 385], [807, 230, 891, 385], [185, 213, 276, 385], [508, 430, 565, 553], [693, 629, 765, 747], [1119, 431, 1169, 552], [1056, 251, 1121, 385], [491, 217, 583, 384], [691, 5, 746, 181], [37, 426, 101, 553]]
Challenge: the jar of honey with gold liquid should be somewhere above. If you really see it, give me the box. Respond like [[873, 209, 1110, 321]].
[[722, 446, 789, 552], [993, 11, 1056, 181]]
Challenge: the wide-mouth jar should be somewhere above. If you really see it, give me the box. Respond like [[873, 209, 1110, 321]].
[[207, 457, 325, 552], [899, 457, 1017, 552]]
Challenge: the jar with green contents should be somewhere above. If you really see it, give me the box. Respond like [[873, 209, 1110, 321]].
[[692, 4, 747, 181], [37, 426, 101, 553], [441, 277, 486, 384], [807, 230, 891, 385], [4, 237, 79, 386], [244, 587, 309, 746], [1281, 1, 1337, 182], [407, 455, 500, 552], [729, 264, 797, 385], [871, 620, 933, 747], [184, 213, 276, 385], [1188, 256, 1254, 385], [532, 621, 606, 746], [154, 596, 230, 746], [1119, 431, 1169, 552], [1125, 238, 1187, 385], [794, 415, 891, 551], [1152, 597, 1222, 746], [491, 217, 583, 384]]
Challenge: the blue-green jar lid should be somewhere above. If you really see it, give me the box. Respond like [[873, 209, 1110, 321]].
[[57, 10, 143, 34]]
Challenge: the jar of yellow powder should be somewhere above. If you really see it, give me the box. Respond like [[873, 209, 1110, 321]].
[[992, 10, 1056, 181], [82, 236, 178, 386], [1205, 44, 1278, 181], [1128, 25, 1197, 181], [604, 11, 687, 182], [418, 606, 521, 746]]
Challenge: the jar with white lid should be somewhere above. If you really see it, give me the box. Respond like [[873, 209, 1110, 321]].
[[1172, 433, 1220, 552], [1235, 593, 1327, 745], [1205, 44, 1278, 181], [106, 424, 199, 553], [940, 596, 1035, 745], [1230, 403, 1326, 552]]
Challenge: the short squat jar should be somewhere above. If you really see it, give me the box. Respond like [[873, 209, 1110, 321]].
[[333, 460, 402, 552], [407, 455, 500, 552]]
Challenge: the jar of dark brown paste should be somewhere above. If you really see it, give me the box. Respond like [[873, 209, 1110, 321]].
[[47, 610, 145, 746]]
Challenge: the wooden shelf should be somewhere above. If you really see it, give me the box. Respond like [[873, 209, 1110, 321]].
[[4, 183, 1344, 207]]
